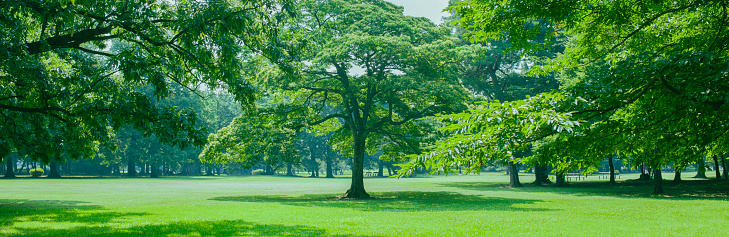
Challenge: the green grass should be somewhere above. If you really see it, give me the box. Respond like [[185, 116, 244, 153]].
[[1, 172, 728, 236]]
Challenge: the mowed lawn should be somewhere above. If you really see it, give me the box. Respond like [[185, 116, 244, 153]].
[[1, 172, 728, 236]]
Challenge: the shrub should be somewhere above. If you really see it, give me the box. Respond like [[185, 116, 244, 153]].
[[30, 168, 44, 177]]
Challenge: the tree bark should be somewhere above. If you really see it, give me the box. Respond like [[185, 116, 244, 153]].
[[712, 155, 721, 179], [3, 153, 15, 179], [287, 163, 294, 176], [694, 159, 707, 178], [48, 157, 62, 178], [377, 161, 384, 177], [672, 167, 682, 184], [653, 164, 664, 194], [340, 131, 370, 199], [608, 155, 616, 184], [508, 161, 522, 187], [325, 151, 334, 178], [555, 170, 566, 186], [533, 162, 550, 185]]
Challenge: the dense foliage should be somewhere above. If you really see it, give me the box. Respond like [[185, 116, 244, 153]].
[[401, 0, 729, 193], [0, 0, 293, 163]]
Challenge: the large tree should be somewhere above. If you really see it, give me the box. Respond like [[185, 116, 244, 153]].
[[251, 0, 470, 198], [401, 0, 729, 194], [0, 0, 293, 165]]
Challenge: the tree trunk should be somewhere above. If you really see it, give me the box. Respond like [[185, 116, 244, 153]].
[[556, 170, 566, 186], [48, 157, 62, 178], [653, 164, 664, 194], [340, 131, 370, 199], [325, 152, 334, 178], [127, 157, 137, 177], [608, 155, 616, 184], [150, 162, 159, 178], [287, 163, 294, 176], [4, 153, 15, 179], [694, 159, 707, 178], [206, 165, 215, 176], [533, 162, 551, 185], [722, 153, 728, 179], [712, 155, 721, 179], [377, 161, 384, 177], [672, 168, 682, 184], [508, 161, 522, 187]]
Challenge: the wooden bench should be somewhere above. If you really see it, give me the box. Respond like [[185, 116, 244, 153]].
[[565, 173, 586, 181], [597, 172, 620, 179]]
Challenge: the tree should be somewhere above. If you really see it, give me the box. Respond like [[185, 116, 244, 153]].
[[199, 106, 300, 173], [416, 0, 729, 194], [254, 0, 470, 198], [1, 0, 293, 165]]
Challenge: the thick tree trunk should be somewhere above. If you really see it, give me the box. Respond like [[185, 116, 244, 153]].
[[712, 155, 721, 179], [533, 163, 546, 185], [340, 132, 370, 199], [722, 154, 728, 179], [672, 166, 682, 184], [608, 155, 616, 184], [127, 157, 137, 177], [287, 163, 294, 176], [508, 161, 522, 187], [4, 154, 15, 178], [48, 157, 62, 178], [653, 164, 664, 194], [377, 161, 384, 177], [694, 159, 707, 178], [325, 152, 334, 178], [555, 171, 566, 186]]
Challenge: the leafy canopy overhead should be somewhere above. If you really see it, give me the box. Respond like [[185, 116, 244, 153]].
[[0, 0, 293, 161], [400, 0, 729, 178]]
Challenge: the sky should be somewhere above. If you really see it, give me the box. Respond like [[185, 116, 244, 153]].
[[384, 0, 451, 24]]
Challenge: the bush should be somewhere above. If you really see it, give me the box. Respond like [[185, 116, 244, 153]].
[[30, 168, 44, 177]]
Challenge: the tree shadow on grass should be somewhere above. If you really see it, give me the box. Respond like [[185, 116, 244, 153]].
[[2, 219, 367, 237], [0, 199, 148, 225], [210, 191, 552, 212], [437, 179, 729, 200]]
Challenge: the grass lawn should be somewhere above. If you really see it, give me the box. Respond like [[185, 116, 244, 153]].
[[1, 172, 728, 236]]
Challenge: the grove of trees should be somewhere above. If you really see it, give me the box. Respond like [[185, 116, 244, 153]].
[[2, 0, 728, 198]]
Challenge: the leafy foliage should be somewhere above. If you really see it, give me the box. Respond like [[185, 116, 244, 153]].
[[0, 0, 293, 162]]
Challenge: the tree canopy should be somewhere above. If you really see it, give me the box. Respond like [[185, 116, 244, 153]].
[[0, 0, 293, 162], [401, 0, 729, 194]]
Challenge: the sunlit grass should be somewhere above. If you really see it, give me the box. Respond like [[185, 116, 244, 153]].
[[1, 172, 727, 236]]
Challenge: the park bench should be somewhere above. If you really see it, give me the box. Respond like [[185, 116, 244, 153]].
[[597, 172, 620, 180], [565, 173, 586, 181]]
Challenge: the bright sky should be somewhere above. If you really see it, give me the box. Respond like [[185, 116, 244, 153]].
[[384, 0, 451, 24]]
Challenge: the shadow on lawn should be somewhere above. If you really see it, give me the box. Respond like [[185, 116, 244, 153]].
[[0, 200, 363, 237], [3, 220, 368, 237], [210, 191, 552, 212], [438, 179, 729, 200], [0, 199, 148, 225]]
